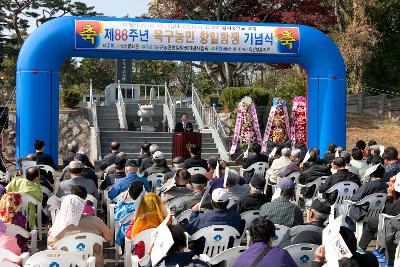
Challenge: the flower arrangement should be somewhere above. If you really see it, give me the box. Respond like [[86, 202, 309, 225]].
[[290, 96, 307, 147]]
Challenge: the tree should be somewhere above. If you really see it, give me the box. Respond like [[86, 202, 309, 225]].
[[147, 0, 336, 91]]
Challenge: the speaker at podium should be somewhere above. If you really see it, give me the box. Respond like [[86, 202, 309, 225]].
[[172, 132, 202, 160]]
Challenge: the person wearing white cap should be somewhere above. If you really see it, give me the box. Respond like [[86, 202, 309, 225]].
[[186, 188, 242, 254], [143, 151, 171, 177]]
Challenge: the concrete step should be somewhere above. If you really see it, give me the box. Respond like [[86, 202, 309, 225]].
[[99, 131, 212, 138], [98, 122, 121, 128], [100, 142, 217, 150], [101, 147, 219, 154], [102, 152, 219, 160], [99, 127, 122, 131], [100, 137, 215, 144]]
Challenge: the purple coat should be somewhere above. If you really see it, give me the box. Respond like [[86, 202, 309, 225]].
[[233, 242, 298, 267]]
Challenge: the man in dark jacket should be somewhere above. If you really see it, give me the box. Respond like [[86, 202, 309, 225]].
[[139, 144, 160, 173], [60, 152, 98, 187], [100, 141, 120, 171], [34, 139, 57, 170], [184, 144, 208, 170], [62, 142, 79, 169], [236, 174, 270, 213], [100, 157, 126, 190], [174, 113, 193, 132], [143, 151, 171, 177], [383, 147, 400, 182], [319, 157, 361, 205], [242, 143, 269, 183], [137, 142, 151, 167], [278, 198, 330, 248]]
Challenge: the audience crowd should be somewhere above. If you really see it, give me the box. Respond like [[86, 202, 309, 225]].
[[0, 137, 399, 267]]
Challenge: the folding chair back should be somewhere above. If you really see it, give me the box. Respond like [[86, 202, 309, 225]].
[[21, 193, 43, 240], [272, 224, 289, 246], [187, 167, 207, 175], [147, 173, 165, 192], [5, 223, 38, 252], [0, 248, 29, 265], [284, 243, 319, 267], [296, 176, 328, 207], [326, 181, 359, 207], [124, 228, 155, 267], [200, 246, 247, 267], [240, 162, 269, 177], [24, 250, 95, 267], [240, 210, 260, 240], [190, 225, 241, 258]]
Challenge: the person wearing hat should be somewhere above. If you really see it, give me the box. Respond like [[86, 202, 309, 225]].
[[260, 177, 303, 227], [139, 144, 161, 173], [161, 169, 192, 204], [357, 172, 400, 258], [187, 188, 242, 254], [60, 152, 98, 187], [278, 198, 330, 248], [107, 159, 150, 200], [236, 174, 270, 213], [184, 144, 208, 171], [174, 174, 212, 217], [62, 141, 79, 169], [57, 161, 99, 199], [143, 151, 171, 178]]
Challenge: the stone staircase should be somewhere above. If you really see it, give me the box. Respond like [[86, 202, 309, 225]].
[[97, 105, 220, 161]]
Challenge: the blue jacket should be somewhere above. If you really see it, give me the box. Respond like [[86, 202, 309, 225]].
[[186, 208, 242, 235], [108, 172, 150, 200]]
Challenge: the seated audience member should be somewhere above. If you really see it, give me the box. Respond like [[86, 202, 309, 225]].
[[33, 139, 57, 170], [204, 157, 218, 180], [174, 174, 211, 216], [100, 141, 120, 171], [102, 152, 127, 177], [323, 143, 337, 165], [242, 143, 269, 183], [296, 143, 308, 160], [125, 193, 171, 260], [237, 174, 270, 213], [100, 157, 126, 190], [57, 161, 99, 199], [114, 181, 144, 247], [209, 160, 246, 193], [60, 153, 98, 187], [0, 192, 29, 252], [281, 149, 302, 178], [341, 151, 359, 176], [0, 221, 22, 264], [260, 177, 303, 227], [383, 147, 400, 182], [71, 186, 95, 216], [143, 151, 171, 177], [164, 157, 185, 182], [137, 142, 151, 167], [161, 169, 192, 204], [187, 188, 242, 235], [225, 169, 249, 206], [312, 227, 379, 267], [367, 140, 378, 165], [107, 159, 150, 200], [184, 144, 208, 170], [140, 144, 160, 173], [6, 166, 43, 229], [279, 198, 330, 248], [153, 224, 209, 267], [268, 144, 284, 165], [350, 147, 369, 179], [356, 139, 368, 160], [187, 188, 242, 255], [319, 157, 361, 205], [266, 147, 292, 185], [62, 141, 79, 169], [298, 149, 331, 186], [233, 217, 297, 267], [48, 195, 112, 267], [358, 175, 400, 256]]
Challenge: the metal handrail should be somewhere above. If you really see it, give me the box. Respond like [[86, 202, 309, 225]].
[[212, 104, 230, 152], [90, 104, 101, 161], [164, 83, 175, 131], [116, 81, 128, 130], [192, 85, 204, 124]]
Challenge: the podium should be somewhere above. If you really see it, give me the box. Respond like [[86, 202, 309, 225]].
[[173, 132, 202, 159]]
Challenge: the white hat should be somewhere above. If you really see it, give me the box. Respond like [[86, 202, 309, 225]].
[[212, 188, 229, 203], [153, 151, 164, 160]]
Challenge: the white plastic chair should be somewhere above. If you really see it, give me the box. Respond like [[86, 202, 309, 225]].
[[0, 248, 29, 266], [24, 250, 95, 267], [272, 224, 289, 247], [187, 167, 207, 175], [37, 164, 56, 176], [189, 225, 241, 258], [176, 209, 210, 224], [284, 243, 319, 267], [124, 228, 156, 267], [296, 176, 328, 207], [51, 232, 106, 262], [115, 211, 135, 263], [5, 223, 38, 253], [107, 191, 130, 246], [200, 246, 247, 267], [240, 162, 269, 177], [377, 213, 400, 249], [21, 193, 43, 240], [287, 171, 300, 183], [240, 210, 260, 241], [394, 244, 400, 267], [323, 181, 359, 221], [147, 173, 165, 193], [343, 193, 387, 241]]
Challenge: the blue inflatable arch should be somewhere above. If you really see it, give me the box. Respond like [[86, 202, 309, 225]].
[[17, 17, 346, 161]]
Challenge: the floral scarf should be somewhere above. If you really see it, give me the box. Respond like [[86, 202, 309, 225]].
[[0, 192, 23, 223]]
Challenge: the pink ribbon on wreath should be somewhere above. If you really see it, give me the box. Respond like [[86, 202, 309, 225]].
[[290, 96, 307, 149]]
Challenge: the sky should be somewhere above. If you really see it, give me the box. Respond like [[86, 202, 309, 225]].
[[82, 0, 152, 17]]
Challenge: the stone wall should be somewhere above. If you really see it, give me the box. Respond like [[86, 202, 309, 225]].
[[1, 108, 91, 162]]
